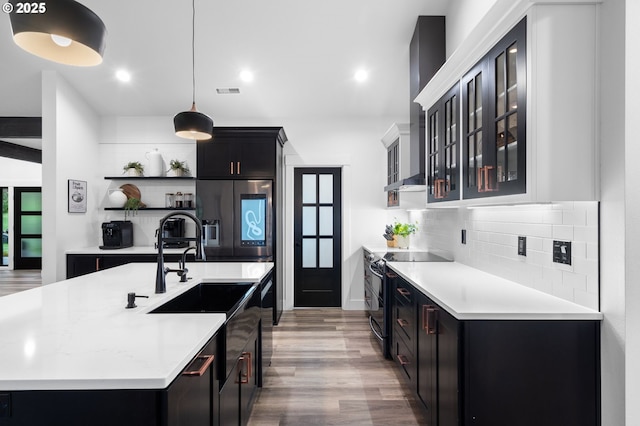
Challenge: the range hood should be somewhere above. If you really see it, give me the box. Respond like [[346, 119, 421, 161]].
[[384, 16, 445, 193]]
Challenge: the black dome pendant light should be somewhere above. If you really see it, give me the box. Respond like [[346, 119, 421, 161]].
[[174, 0, 213, 141], [8, 0, 106, 67]]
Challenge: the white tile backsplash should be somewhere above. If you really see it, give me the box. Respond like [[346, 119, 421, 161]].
[[408, 201, 599, 310]]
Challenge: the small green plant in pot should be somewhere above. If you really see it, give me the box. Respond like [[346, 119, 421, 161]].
[[167, 159, 190, 177], [124, 197, 143, 221], [391, 220, 418, 249], [123, 161, 144, 177]]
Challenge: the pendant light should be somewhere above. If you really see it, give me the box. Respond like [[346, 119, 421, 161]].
[[174, 0, 213, 141], [8, 0, 106, 67]]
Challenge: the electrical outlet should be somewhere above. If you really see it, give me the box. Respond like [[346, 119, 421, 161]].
[[518, 236, 526, 256], [461, 229, 466, 245], [0, 393, 10, 418], [553, 240, 572, 265]]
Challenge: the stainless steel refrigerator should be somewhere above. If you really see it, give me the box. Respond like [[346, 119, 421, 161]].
[[196, 180, 273, 260]]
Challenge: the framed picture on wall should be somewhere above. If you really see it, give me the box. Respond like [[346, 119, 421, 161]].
[[68, 179, 87, 213]]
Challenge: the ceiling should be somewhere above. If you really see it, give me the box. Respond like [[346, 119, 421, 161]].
[[0, 0, 451, 124]]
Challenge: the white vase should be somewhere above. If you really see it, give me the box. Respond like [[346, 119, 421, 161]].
[[167, 169, 184, 177], [108, 189, 127, 207], [396, 235, 410, 249], [145, 148, 164, 177], [126, 168, 141, 177]]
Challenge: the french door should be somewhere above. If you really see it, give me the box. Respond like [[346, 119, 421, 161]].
[[293, 168, 342, 307], [14, 187, 42, 269]]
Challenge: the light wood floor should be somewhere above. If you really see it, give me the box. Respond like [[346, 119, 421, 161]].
[[248, 309, 429, 426], [0, 269, 42, 297]]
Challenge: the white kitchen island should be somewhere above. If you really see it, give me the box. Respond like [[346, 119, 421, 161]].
[[0, 261, 273, 391]]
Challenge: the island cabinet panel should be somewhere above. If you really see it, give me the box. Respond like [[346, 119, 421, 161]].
[[388, 273, 600, 426], [66, 253, 189, 279], [0, 335, 218, 426]]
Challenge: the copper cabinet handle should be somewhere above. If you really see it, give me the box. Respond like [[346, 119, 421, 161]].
[[434, 178, 447, 199], [478, 166, 497, 192], [237, 351, 252, 384], [422, 305, 438, 335], [396, 354, 409, 366], [397, 318, 408, 328], [237, 161, 241, 174], [230, 161, 234, 175], [95, 257, 100, 271], [182, 354, 214, 377], [397, 288, 410, 297]]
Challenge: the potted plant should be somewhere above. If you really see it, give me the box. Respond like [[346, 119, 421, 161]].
[[167, 159, 190, 177], [123, 197, 143, 220], [391, 220, 418, 249], [123, 161, 144, 177]]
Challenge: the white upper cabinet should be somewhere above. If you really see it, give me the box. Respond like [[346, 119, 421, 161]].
[[415, 0, 599, 206]]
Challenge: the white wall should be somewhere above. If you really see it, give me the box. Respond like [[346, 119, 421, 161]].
[[280, 117, 393, 310], [626, 1, 639, 423], [41, 71, 101, 283], [599, 0, 627, 424], [408, 203, 599, 310], [97, 116, 198, 246]]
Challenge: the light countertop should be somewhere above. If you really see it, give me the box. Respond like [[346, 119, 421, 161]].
[[387, 261, 602, 321], [0, 261, 273, 391]]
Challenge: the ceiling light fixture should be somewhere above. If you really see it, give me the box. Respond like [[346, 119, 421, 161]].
[[173, 0, 213, 141], [354, 69, 369, 83], [239, 70, 254, 83], [115, 69, 131, 83], [8, 0, 107, 66]]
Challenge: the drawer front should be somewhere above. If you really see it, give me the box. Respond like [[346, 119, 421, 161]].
[[392, 330, 414, 383], [394, 284, 415, 343]]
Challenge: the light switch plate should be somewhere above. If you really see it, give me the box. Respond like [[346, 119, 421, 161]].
[[518, 236, 526, 256], [553, 240, 572, 265]]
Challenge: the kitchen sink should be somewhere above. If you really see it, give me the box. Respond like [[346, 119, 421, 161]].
[[150, 282, 256, 317]]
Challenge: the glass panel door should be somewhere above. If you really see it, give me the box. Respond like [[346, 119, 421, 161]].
[[294, 168, 342, 307], [14, 187, 42, 270]]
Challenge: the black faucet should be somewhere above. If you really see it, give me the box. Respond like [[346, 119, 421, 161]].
[[155, 211, 206, 293]]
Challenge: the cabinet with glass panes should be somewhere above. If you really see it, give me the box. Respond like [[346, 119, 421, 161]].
[[462, 17, 526, 199], [427, 83, 460, 203]]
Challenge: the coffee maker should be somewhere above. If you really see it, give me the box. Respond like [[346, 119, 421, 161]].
[[100, 221, 133, 249], [162, 218, 187, 248]]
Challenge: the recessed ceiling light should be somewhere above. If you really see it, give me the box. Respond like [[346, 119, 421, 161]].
[[239, 70, 254, 83], [115, 69, 131, 83], [354, 69, 368, 83]]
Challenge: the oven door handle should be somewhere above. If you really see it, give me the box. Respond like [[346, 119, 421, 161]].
[[368, 264, 384, 279], [369, 316, 384, 341]]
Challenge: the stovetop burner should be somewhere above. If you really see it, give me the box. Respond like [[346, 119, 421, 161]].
[[382, 251, 452, 262]]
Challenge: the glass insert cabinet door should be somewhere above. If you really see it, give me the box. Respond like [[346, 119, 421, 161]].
[[294, 168, 342, 307], [427, 83, 460, 203], [462, 17, 527, 199]]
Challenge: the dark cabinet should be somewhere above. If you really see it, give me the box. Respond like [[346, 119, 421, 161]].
[[427, 83, 460, 202], [390, 272, 416, 387], [462, 17, 527, 199], [388, 270, 600, 426], [217, 286, 261, 426], [386, 139, 399, 207], [66, 253, 190, 279], [197, 127, 286, 179]]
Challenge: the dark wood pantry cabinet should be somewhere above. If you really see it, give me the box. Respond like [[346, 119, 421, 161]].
[[462, 18, 527, 199], [197, 127, 286, 179], [389, 271, 600, 426]]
